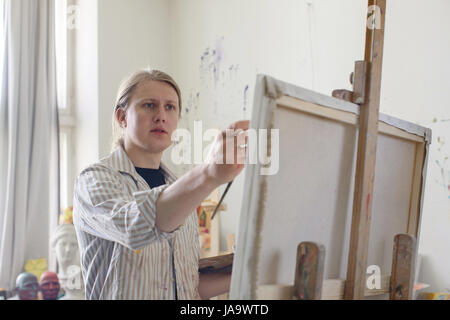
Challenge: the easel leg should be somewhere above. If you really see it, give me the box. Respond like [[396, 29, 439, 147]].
[[390, 234, 417, 300], [293, 242, 325, 300]]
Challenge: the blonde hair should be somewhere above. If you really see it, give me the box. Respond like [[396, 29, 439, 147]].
[[111, 69, 183, 152]]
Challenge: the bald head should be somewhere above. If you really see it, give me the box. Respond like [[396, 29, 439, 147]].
[[16, 272, 39, 300], [40, 272, 60, 300]]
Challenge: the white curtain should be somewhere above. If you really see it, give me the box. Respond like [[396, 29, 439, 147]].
[[0, 0, 59, 290]]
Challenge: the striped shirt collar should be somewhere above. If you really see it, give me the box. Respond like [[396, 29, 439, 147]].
[[104, 145, 177, 184]]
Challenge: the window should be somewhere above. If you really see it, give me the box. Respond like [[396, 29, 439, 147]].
[[59, 128, 69, 208], [55, 0, 68, 111], [0, 1, 4, 95], [55, 0, 75, 213]]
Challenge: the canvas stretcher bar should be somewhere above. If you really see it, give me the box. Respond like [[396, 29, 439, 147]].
[[276, 95, 425, 144]]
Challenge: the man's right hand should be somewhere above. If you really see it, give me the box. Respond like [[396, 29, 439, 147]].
[[203, 120, 250, 186]]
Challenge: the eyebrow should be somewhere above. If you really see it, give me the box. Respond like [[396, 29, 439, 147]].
[[136, 98, 178, 105]]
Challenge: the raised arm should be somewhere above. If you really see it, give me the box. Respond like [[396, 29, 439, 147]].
[[155, 120, 250, 232]]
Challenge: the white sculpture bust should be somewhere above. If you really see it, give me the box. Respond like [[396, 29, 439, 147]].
[[50, 223, 85, 300]]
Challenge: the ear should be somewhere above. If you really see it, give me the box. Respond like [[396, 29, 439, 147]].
[[116, 108, 127, 128]]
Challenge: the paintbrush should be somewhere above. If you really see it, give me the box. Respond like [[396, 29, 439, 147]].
[[211, 130, 248, 220], [211, 180, 233, 220]]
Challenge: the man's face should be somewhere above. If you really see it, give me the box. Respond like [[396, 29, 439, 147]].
[[17, 274, 39, 300], [121, 80, 180, 154], [40, 272, 60, 300]]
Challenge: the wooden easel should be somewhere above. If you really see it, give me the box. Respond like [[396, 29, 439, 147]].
[[293, 0, 418, 300]]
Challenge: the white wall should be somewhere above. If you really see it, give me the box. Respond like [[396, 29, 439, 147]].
[[73, 0, 100, 175], [74, 0, 450, 292], [74, 0, 172, 176], [380, 0, 450, 293], [97, 0, 172, 159]]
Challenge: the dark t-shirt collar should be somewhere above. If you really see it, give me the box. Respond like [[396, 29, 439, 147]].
[[134, 166, 166, 189]]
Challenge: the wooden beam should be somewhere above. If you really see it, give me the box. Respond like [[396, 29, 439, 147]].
[[332, 60, 367, 105], [332, 89, 354, 102], [344, 0, 387, 300], [293, 242, 326, 300], [352, 61, 368, 105], [407, 143, 426, 235], [277, 96, 358, 126], [390, 234, 417, 300], [276, 96, 425, 143], [378, 122, 424, 143]]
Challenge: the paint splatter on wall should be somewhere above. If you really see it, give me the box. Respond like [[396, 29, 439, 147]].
[[170, 37, 252, 177], [429, 120, 450, 202], [185, 91, 201, 118], [433, 118, 450, 123], [243, 85, 249, 113], [434, 158, 449, 196], [198, 37, 251, 120], [200, 37, 226, 89]]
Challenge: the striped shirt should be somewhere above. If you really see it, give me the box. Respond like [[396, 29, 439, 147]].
[[72, 145, 201, 300]]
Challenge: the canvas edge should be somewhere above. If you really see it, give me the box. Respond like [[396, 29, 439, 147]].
[[229, 74, 277, 299]]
